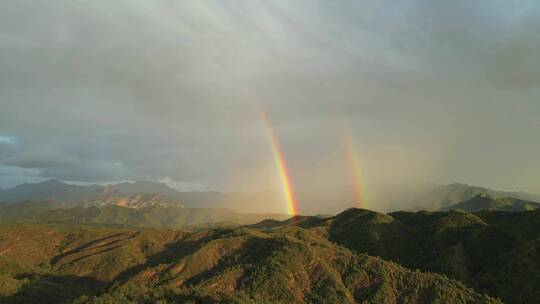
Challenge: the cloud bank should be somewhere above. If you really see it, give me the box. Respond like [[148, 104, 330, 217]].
[[1, 1, 540, 203]]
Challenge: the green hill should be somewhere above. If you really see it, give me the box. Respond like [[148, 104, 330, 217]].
[[2, 206, 539, 303], [265, 208, 536, 304], [250, 207, 539, 303], [0, 223, 499, 304]]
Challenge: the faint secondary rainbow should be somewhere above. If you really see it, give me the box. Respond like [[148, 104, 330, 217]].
[[340, 128, 366, 209], [257, 107, 298, 216]]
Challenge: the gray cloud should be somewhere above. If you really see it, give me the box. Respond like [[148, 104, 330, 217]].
[[1, 0, 539, 200], [4, 146, 78, 169]]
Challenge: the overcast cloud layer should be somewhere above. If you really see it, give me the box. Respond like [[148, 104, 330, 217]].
[[1, 1, 540, 200]]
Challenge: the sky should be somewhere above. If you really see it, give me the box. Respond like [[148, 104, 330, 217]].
[[1, 0, 540, 199]]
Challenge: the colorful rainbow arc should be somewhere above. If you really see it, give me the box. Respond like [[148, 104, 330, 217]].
[[258, 107, 299, 216], [340, 130, 365, 209], [257, 104, 365, 214]]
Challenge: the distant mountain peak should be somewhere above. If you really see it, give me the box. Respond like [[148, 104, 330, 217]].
[[474, 193, 494, 199], [41, 179, 65, 184], [112, 180, 169, 187], [88, 192, 181, 209], [448, 194, 540, 212]]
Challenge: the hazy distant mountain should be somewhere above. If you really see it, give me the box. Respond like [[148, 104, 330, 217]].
[[0, 180, 289, 213], [0, 180, 100, 203], [0, 200, 59, 219], [85, 193, 181, 209], [3, 180, 540, 215], [0, 180, 178, 205], [445, 194, 540, 212], [104, 180, 182, 198], [0, 202, 288, 230], [379, 182, 540, 211]]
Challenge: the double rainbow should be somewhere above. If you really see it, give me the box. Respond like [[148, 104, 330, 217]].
[[258, 107, 299, 216], [340, 130, 365, 209], [258, 105, 366, 214]]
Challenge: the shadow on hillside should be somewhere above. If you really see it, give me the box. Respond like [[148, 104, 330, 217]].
[[115, 230, 283, 287], [184, 235, 286, 286], [51, 232, 137, 265], [0, 273, 107, 304], [113, 234, 214, 283], [162, 290, 231, 303]]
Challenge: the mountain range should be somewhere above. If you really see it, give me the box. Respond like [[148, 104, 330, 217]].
[[1, 178, 538, 235], [1, 188, 537, 233], [445, 194, 540, 212], [0, 180, 286, 213], [371, 182, 540, 211], [2, 180, 540, 214], [1, 180, 539, 302], [0, 202, 289, 231]]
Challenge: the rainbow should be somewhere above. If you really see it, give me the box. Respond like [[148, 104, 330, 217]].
[[258, 107, 298, 215], [340, 129, 365, 209]]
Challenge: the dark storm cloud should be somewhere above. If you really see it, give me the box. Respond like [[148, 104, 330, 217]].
[[0, 0, 539, 194]]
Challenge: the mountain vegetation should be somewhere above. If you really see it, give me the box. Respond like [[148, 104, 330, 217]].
[[0, 222, 500, 304], [3, 206, 539, 303], [264, 208, 539, 303], [1, 180, 539, 303]]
